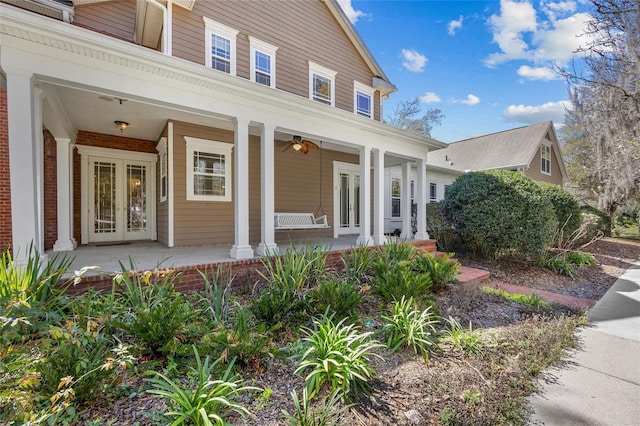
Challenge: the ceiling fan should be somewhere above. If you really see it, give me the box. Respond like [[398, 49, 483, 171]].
[[283, 135, 319, 154]]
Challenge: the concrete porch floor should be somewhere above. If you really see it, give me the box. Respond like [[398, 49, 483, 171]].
[[49, 235, 373, 278]]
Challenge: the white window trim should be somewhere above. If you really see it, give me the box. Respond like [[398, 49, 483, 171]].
[[156, 137, 168, 203], [203, 16, 239, 76], [308, 61, 337, 107], [541, 143, 551, 175], [185, 136, 233, 202], [249, 36, 278, 88], [354, 81, 374, 119], [429, 182, 437, 202], [391, 176, 401, 218]]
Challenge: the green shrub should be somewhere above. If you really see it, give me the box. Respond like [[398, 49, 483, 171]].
[[307, 276, 361, 321], [535, 182, 581, 246], [370, 261, 433, 303], [340, 246, 374, 285], [146, 346, 259, 426], [426, 202, 458, 251], [576, 205, 611, 244], [412, 252, 460, 292], [442, 171, 556, 259], [295, 315, 383, 400], [565, 251, 596, 267], [381, 296, 440, 361], [251, 285, 308, 327]]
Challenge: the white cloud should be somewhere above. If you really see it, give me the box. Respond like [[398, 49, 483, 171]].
[[336, 0, 366, 24], [401, 49, 428, 72], [503, 100, 572, 124], [448, 15, 464, 36], [452, 94, 481, 106], [484, 0, 593, 68], [517, 65, 559, 80], [420, 92, 441, 103]]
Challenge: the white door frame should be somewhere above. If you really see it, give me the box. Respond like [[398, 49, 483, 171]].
[[333, 160, 360, 237], [77, 145, 157, 244]]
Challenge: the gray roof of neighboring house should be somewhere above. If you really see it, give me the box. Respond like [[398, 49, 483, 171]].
[[427, 121, 555, 173]]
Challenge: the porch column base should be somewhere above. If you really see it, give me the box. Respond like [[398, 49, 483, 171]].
[[355, 236, 373, 247], [230, 245, 254, 260], [53, 239, 75, 252], [372, 235, 388, 246], [256, 242, 279, 257], [400, 231, 414, 241], [413, 231, 430, 241]]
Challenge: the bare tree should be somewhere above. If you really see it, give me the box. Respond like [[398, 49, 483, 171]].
[[385, 98, 444, 138], [560, 0, 640, 223]]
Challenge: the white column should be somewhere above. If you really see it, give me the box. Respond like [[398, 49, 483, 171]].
[[6, 69, 42, 260], [356, 145, 373, 246], [53, 138, 76, 251], [414, 157, 429, 240], [230, 117, 254, 259], [372, 148, 387, 245], [256, 122, 278, 256], [400, 161, 413, 240]]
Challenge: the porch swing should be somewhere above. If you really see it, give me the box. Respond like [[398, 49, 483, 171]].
[[274, 139, 330, 230]]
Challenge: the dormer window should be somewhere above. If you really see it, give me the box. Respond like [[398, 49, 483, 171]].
[[249, 37, 278, 88], [309, 61, 336, 106], [354, 81, 374, 118], [203, 17, 239, 75], [541, 144, 551, 175]]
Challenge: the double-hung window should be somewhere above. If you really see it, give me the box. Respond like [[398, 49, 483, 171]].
[[157, 137, 168, 203], [309, 61, 336, 106], [249, 37, 277, 88], [185, 137, 233, 202], [203, 17, 238, 76], [429, 182, 437, 202], [391, 177, 401, 218], [541, 144, 551, 175], [354, 81, 374, 118]]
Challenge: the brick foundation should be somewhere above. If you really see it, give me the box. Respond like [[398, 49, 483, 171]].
[[0, 88, 11, 250]]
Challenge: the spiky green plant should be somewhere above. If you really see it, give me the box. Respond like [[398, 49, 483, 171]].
[[370, 261, 433, 303], [282, 388, 351, 426], [412, 252, 460, 292], [197, 267, 233, 324], [441, 317, 486, 355], [307, 276, 361, 321], [340, 245, 374, 285]]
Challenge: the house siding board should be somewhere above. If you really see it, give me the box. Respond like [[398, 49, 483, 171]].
[[172, 0, 376, 116], [73, 0, 136, 42], [171, 121, 236, 246], [0, 87, 11, 251], [524, 145, 563, 186]]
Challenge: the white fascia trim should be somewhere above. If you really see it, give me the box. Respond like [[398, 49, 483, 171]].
[[354, 80, 374, 119], [184, 136, 233, 202], [248, 36, 278, 88], [203, 16, 239, 76], [76, 145, 158, 163]]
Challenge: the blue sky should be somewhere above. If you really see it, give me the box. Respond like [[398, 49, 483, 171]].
[[337, 0, 595, 142]]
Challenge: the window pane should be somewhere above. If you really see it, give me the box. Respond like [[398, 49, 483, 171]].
[[313, 74, 331, 103], [391, 178, 401, 197], [255, 51, 270, 73], [212, 57, 230, 73], [194, 175, 226, 196], [392, 199, 401, 218], [194, 151, 225, 175], [256, 71, 271, 86], [429, 183, 437, 202], [211, 34, 230, 60], [357, 91, 371, 116], [94, 162, 116, 233], [127, 164, 147, 233]]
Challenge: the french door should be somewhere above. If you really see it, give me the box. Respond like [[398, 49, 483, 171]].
[[334, 162, 360, 236], [78, 146, 157, 244]]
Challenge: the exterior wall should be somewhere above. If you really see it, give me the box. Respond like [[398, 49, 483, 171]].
[[524, 144, 563, 186], [73, 0, 136, 42], [172, 0, 378, 118], [43, 129, 57, 250], [156, 127, 169, 246], [0, 87, 11, 250], [427, 169, 458, 202], [73, 131, 158, 243]]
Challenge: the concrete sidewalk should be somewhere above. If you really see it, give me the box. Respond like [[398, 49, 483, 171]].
[[528, 262, 640, 426]]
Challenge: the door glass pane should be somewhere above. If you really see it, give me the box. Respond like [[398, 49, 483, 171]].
[[94, 162, 116, 234], [127, 164, 147, 233], [354, 174, 360, 227], [340, 173, 349, 228]]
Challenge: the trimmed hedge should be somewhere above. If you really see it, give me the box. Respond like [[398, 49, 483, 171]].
[[442, 170, 556, 259], [535, 182, 581, 245], [576, 205, 611, 244]]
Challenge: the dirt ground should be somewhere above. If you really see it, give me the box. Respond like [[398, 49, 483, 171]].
[[81, 238, 640, 425]]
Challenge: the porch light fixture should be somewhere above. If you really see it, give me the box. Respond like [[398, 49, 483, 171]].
[[292, 135, 303, 151], [114, 120, 129, 132]]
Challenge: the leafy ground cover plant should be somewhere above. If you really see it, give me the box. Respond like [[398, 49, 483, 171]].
[[371, 260, 433, 303], [381, 296, 440, 361], [441, 316, 487, 355], [412, 251, 460, 292], [197, 266, 233, 324], [340, 245, 374, 285], [307, 276, 361, 321], [282, 388, 350, 426], [482, 287, 550, 309], [295, 315, 383, 401], [539, 250, 597, 278], [145, 346, 259, 426]]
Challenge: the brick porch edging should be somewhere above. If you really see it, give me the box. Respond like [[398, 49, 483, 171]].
[[67, 239, 437, 295]]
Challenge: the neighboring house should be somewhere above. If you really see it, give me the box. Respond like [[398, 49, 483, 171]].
[[0, 0, 446, 260], [427, 120, 568, 202]]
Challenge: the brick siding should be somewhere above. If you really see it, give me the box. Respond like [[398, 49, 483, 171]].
[[0, 88, 11, 251], [44, 130, 57, 250]]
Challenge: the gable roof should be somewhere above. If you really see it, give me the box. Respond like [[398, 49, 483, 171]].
[[427, 121, 568, 180]]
